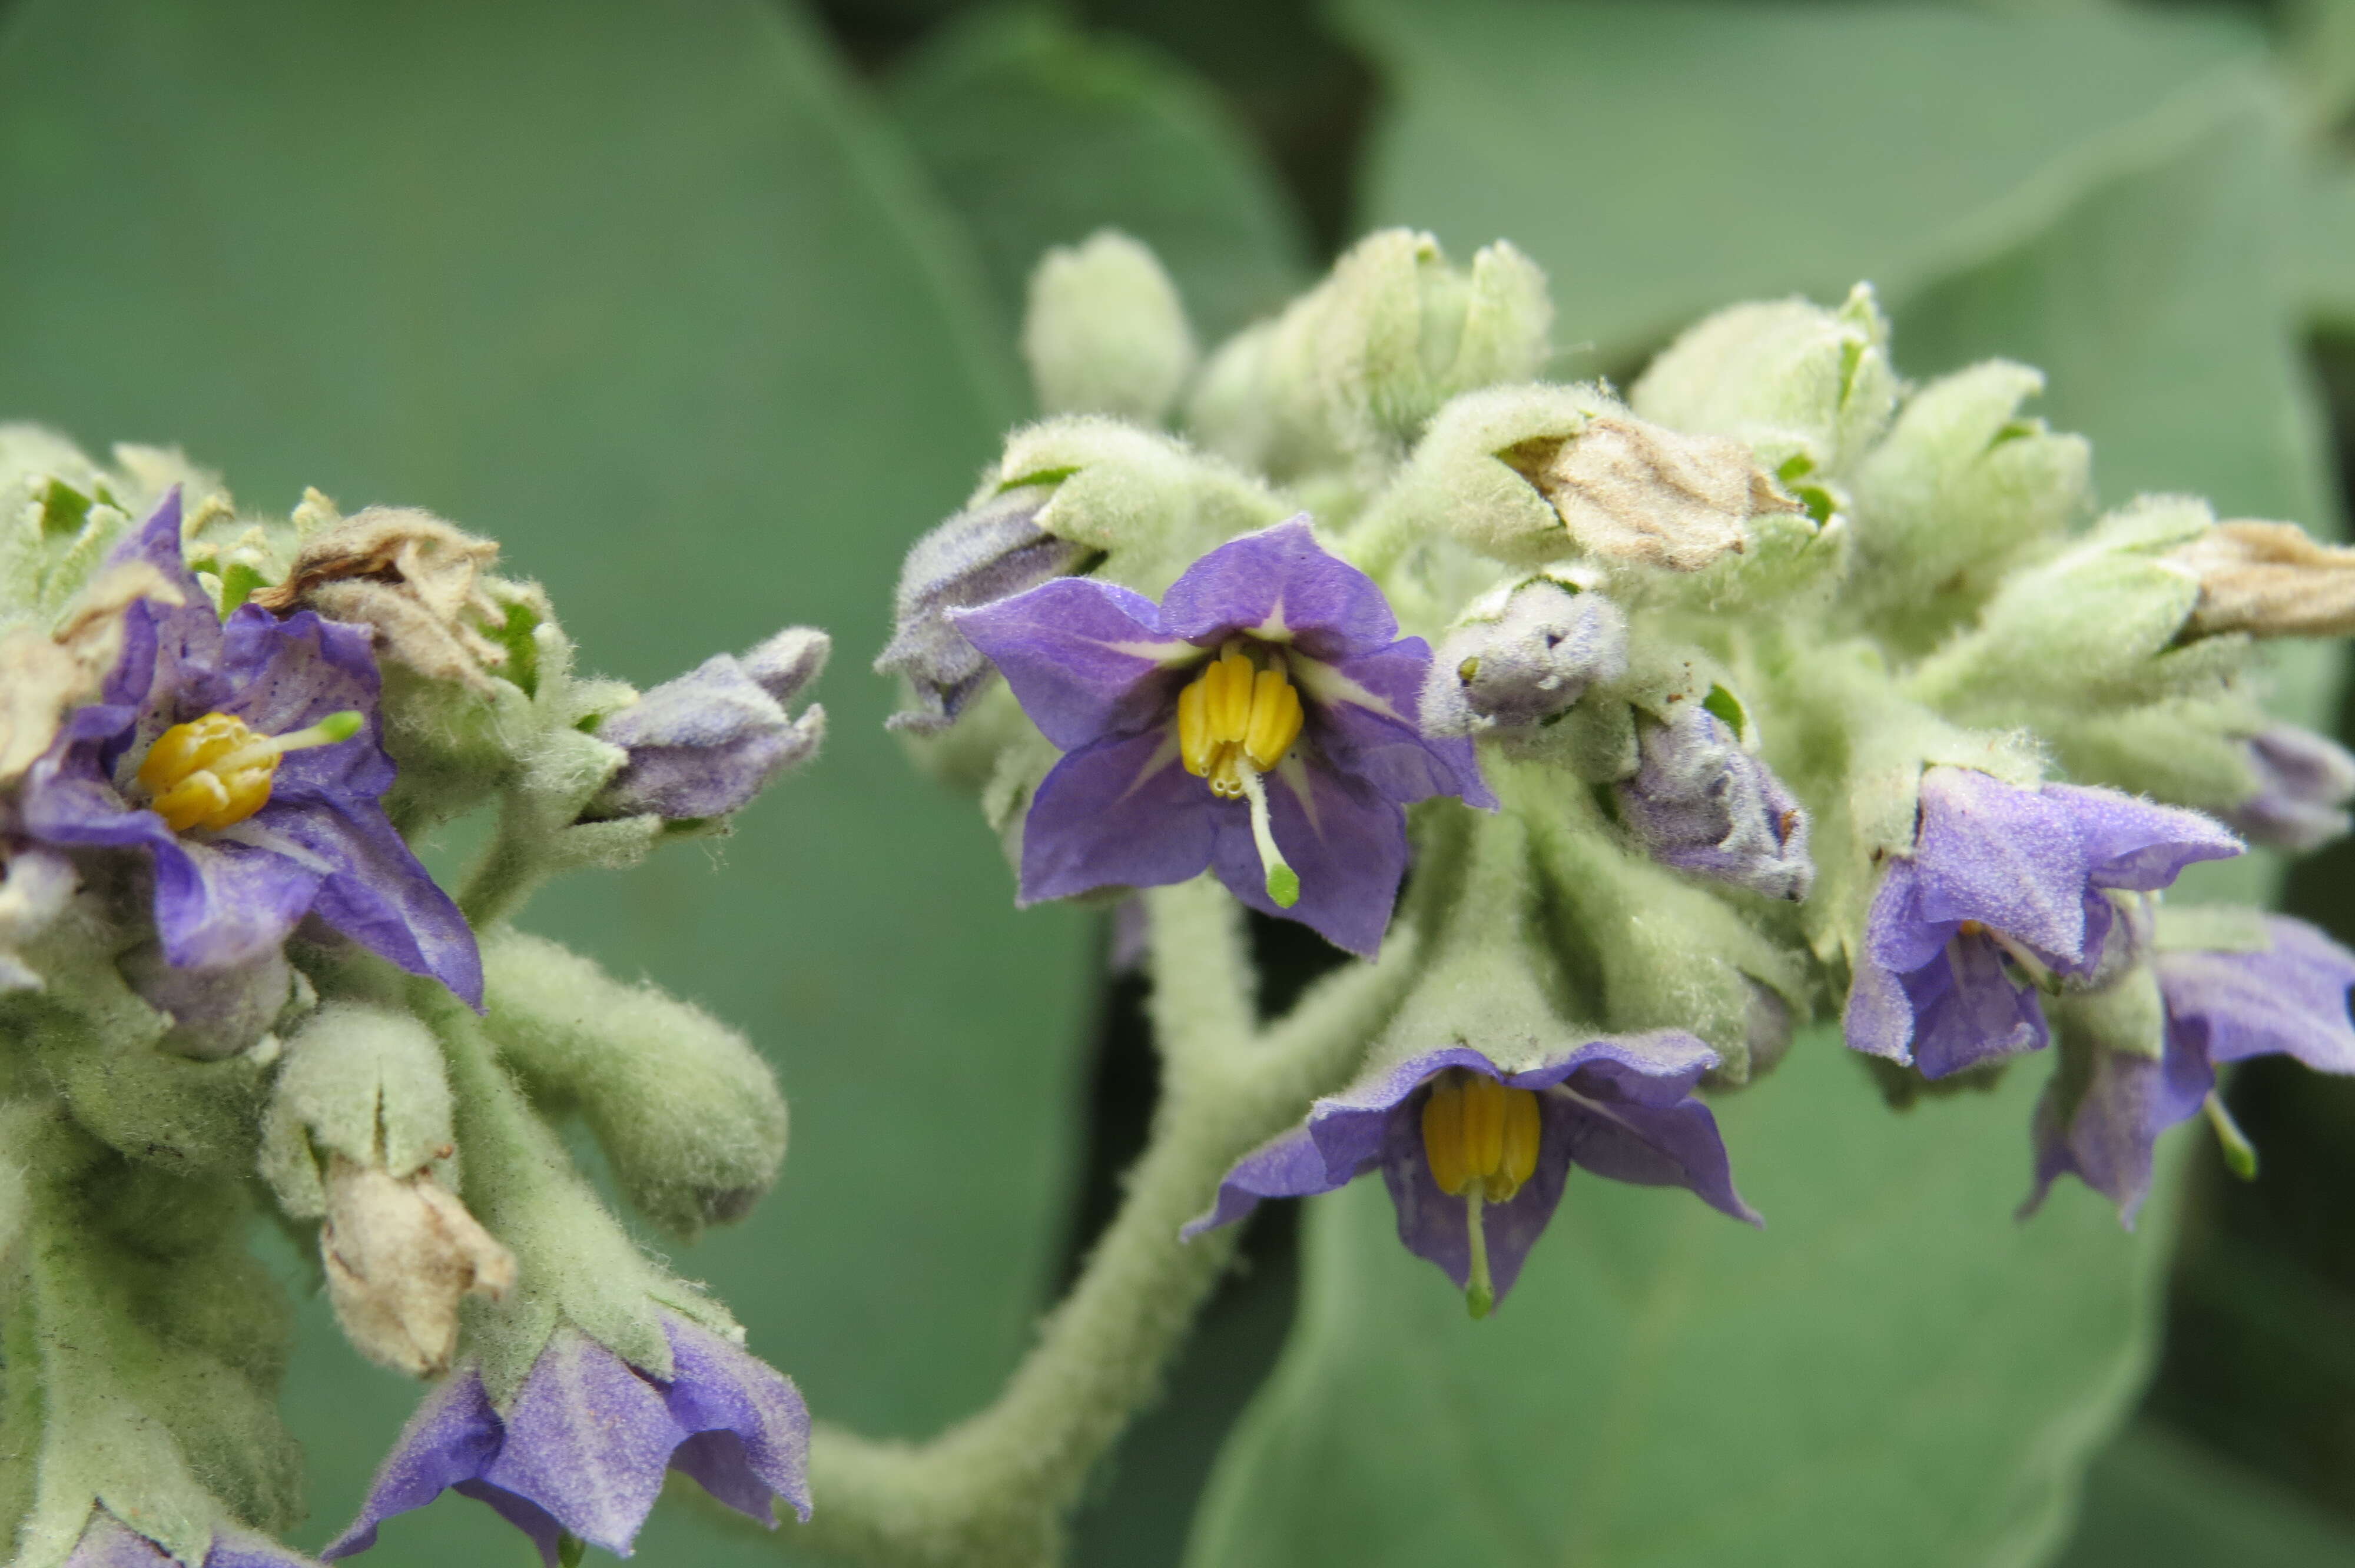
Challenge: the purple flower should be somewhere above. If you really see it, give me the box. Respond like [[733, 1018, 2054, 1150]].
[[2026, 916, 2355, 1224], [65, 1509, 315, 1568], [324, 1316, 809, 1563], [1185, 1033, 1757, 1315], [2221, 722, 2355, 852], [1614, 704, 1813, 900], [875, 485, 1096, 733], [15, 494, 480, 1005], [589, 628, 828, 821], [952, 519, 1494, 956], [1843, 767, 2240, 1079]]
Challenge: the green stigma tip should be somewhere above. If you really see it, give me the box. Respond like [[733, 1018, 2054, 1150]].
[[558, 1532, 587, 1568], [1465, 1283, 1493, 1321], [1266, 865, 1300, 907], [317, 710, 364, 742]]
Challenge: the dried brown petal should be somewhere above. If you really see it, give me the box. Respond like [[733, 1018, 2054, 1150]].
[[254, 506, 509, 692], [320, 1156, 516, 1377], [0, 560, 183, 783], [1512, 416, 1792, 572], [2172, 520, 2355, 639]]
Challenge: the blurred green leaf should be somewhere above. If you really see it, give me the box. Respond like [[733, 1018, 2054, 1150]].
[[1188, 1032, 2185, 1568], [1338, 0, 2267, 367], [2297, 158, 2355, 335], [0, 1, 1087, 1562], [887, 3, 1310, 348], [2057, 1421, 2355, 1568]]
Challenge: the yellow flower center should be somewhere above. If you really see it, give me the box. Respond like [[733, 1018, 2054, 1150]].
[[1420, 1068, 1541, 1204], [136, 709, 363, 833], [1176, 645, 1304, 799]]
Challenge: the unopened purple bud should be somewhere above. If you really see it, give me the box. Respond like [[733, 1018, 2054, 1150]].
[[1615, 705, 1813, 901], [1424, 579, 1628, 735], [591, 631, 828, 822], [2222, 723, 2355, 852], [875, 485, 1098, 733], [118, 941, 297, 1060]]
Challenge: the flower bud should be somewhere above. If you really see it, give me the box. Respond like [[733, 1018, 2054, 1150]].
[[117, 941, 300, 1061], [1614, 703, 1814, 901], [877, 484, 1096, 733], [587, 628, 828, 822], [1023, 230, 1198, 424], [1423, 577, 1627, 736], [250, 506, 511, 694], [2168, 519, 2355, 639], [1630, 283, 1898, 488], [2221, 723, 2355, 852], [320, 1155, 516, 1377]]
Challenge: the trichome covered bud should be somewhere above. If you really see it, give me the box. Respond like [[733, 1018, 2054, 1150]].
[[2168, 518, 2355, 639], [1424, 576, 1627, 735], [1023, 229, 1198, 424], [588, 626, 827, 822], [1614, 702, 1814, 901]]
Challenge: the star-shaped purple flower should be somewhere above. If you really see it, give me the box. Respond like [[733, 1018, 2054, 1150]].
[[1843, 767, 2238, 1079], [1184, 1033, 1757, 1314], [16, 493, 480, 1005], [323, 1316, 810, 1564], [952, 519, 1494, 956], [64, 1510, 315, 1568], [2025, 915, 2355, 1225]]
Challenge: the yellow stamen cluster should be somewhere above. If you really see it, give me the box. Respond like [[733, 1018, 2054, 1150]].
[[1421, 1068, 1542, 1203], [135, 709, 363, 833], [1176, 645, 1304, 798]]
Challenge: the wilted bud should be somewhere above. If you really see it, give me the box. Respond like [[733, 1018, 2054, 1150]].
[[0, 842, 73, 992], [1023, 230, 1198, 424], [1615, 704, 1813, 901], [0, 557, 183, 783], [1424, 576, 1627, 735], [118, 941, 299, 1060], [251, 506, 510, 693], [1630, 283, 1898, 489], [587, 627, 827, 822], [1515, 414, 1792, 573], [321, 1156, 515, 1377], [877, 484, 1095, 733], [2222, 723, 2355, 852], [2169, 519, 2355, 639]]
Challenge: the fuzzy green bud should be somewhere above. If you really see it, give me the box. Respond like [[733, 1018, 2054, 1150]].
[[1023, 230, 1198, 424]]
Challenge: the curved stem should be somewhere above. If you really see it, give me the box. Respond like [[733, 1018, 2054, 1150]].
[[455, 791, 545, 929], [781, 879, 1418, 1567]]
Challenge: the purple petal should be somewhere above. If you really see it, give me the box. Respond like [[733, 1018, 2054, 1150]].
[[1210, 755, 1406, 958], [1019, 729, 1217, 903], [2158, 915, 2355, 1074], [2024, 1034, 2214, 1228], [1376, 1097, 1572, 1307], [2048, 782, 2243, 891], [1904, 931, 2051, 1080], [147, 833, 325, 971], [253, 795, 483, 1007], [1156, 519, 1399, 662], [1180, 1125, 1355, 1238], [1305, 645, 1496, 809], [1909, 769, 2107, 961], [951, 577, 1196, 750], [323, 1368, 503, 1560], [657, 1317, 812, 1526], [449, 1483, 568, 1567], [218, 608, 391, 797], [479, 1329, 685, 1557], [1546, 1062, 1761, 1224], [206, 1530, 324, 1568], [595, 653, 818, 820], [2223, 725, 2355, 852], [64, 1512, 171, 1568]]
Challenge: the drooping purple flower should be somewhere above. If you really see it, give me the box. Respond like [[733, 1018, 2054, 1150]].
[[952, 518, 1494, 956], [2221, 722, 2355, 852], [64, 1509, 316, 1568], [588, 628, 828, 821], [15, 494, 481, 1006], [323, 1316, 809, 1564], [2025, 916, 2355, 1225], [1614, 703, 1813, 900], [1185, 1033, 1757, 1314], [1843, 767, 2240, 1079], [875, 484, 1097, 733]]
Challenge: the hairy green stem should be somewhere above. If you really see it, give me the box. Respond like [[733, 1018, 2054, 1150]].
[[778, 878, 1418, 1567], [455, 791, 546, 929]]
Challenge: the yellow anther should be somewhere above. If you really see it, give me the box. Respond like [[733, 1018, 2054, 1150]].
[[1243, 667, 1303, 772], [1178, 679, 1213, 778], [1175, 645, 1306, 800], [1205, 646, 1254, 743], [1421, 1069, 1543, 1203], [134, 708, 363, 834]]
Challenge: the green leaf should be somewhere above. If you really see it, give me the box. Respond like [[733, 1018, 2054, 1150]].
[[1338, 0, 2267, 367], [2058, 1422, 2355, 1568], [2296, 157, 2355, 335], [1187, 1031, 2187, 1568], [0, 1, 1087, 1562], [887, 3, 1310, 346]]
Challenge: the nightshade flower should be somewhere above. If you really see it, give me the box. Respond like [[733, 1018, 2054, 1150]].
[[953, 519, 1494, 956], [1185, 1034, 1757, 1316], [2025, 916, 2355, 1224], [2221, 722, 2355, 852], [324, 1316, 810, 1564], [16, 493, 480, 1005], [587, 627, 828, 822], [875, 485, 1096, 733], [1614, 703, 1813, 900], [1843, 767, 2239, 1079], [64, 1509, 314, 1568]]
